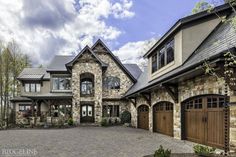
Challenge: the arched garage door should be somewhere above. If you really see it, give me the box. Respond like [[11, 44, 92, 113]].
[[183, 95, 226, 149], [138, 105, 149, 130], [153, 102, 173, 136]]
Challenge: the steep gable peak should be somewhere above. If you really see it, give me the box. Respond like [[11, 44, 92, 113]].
[[66, 45, 107, 68]]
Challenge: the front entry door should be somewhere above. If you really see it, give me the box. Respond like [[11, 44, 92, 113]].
[[81, 104, 94, 123]]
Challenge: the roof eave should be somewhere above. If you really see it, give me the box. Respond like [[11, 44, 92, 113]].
[[126, 47, 236, 98]]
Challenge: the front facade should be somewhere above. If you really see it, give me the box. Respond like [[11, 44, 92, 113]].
[[11, 40, 141, 126], [11, 3, 236, 152]]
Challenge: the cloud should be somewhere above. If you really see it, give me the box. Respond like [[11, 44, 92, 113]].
[[0, 0, 134, 66], [113, 38, 158, 70]]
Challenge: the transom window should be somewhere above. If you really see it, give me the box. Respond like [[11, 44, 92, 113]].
[[153, 102, 173, 111], [25, 83, 41, 92], [103, 76, 120, 89], [52, 77, 71, 91], [102, 105, 120, 117], [152, 40, 174, 73]]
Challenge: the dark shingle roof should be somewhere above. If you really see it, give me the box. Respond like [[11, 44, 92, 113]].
[[17, 68, 50, 80], [123, 64, 142, 80], [47, 55, 74, 72], [125, 13, 236, 97]]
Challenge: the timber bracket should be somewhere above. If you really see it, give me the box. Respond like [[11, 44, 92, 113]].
[[141, 92, 151, 106], [163, 83, 178, 103]]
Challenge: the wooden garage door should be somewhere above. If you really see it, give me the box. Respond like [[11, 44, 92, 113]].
[[138, 105, 149, 130], [153, 102, 173, 136], [184, 95, 225, 149]]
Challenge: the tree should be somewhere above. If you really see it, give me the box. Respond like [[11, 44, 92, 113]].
[[192, 0, 213, 14], [196, 1, 236, 154], [0, 41, 32, 128]]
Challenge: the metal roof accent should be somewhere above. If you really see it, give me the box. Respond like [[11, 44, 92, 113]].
[[17, 68, 50, 81]]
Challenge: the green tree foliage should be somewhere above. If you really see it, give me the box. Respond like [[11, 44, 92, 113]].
[[0, 41, 31, 128], [192, 0, 212, 14]]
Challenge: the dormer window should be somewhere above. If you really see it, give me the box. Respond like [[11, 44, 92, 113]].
[[151, 39, 174, 73], [152, 54, 157, 73]]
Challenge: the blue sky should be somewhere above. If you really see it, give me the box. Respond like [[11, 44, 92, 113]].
[[0, 0, 222, 66], [110, 0, 214, 49]]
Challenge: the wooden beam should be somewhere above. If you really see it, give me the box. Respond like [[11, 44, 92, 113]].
[[141, 93, 151, 106], [163, 84, 178, 103], [129, 98, 136, 108]]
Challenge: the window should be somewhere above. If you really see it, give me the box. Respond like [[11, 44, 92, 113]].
[[151, 39, 174, 72], [19, 104, 31, 112], [166, 40, 174, 64], [52, 77, 71, 91], [159, 47, 165, 69], [103, 76, 120, 89], [102, 105, 119, 117], [80, 73, 94, 96], [24, 83, 41, 92], [81, 78, 93, 95], [152, 54, 157, 73]]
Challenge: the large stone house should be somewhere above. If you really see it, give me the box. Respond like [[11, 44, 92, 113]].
[[11, 3, 236, 151], [11, 39, 142, 125]]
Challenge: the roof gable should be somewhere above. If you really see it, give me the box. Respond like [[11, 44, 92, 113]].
[[66, 45, 108, 68], [91, 39, 137, 82]]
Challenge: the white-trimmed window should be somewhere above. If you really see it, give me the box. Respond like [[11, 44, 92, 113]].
[[25, 83, 41, 92]]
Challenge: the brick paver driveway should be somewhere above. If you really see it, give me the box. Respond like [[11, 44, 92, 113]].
[[0, 126, 194, 157]]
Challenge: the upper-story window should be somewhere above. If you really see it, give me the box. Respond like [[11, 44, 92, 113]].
[[80, 73, 94, 96], [152, 39, 174, 73], [52, 77, 71, 91], [103, 76, 120, 89], [152, 54, 157, 73], [25, 83, 41, 92]]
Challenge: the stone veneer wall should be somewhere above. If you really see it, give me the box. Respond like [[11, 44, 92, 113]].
[[72, 53, 103, 124], [131, 74, 236, 148], [96, 52, 133, 98]]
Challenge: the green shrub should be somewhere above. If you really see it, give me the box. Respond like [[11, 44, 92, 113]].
[[120, 110, 131, 124], [154, 145, 171, 157], [67, 118, 74, 126], [100, 118, 108, 127], [193, 144, 216, 156]]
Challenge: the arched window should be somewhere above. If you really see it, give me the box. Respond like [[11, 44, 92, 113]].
[[103, 76, 120, 89], [80, 73, 94, 96]]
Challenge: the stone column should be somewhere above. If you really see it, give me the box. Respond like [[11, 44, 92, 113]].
[[173, 102, 181, 139]]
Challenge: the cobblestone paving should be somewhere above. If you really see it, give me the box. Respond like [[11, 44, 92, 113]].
[[0, 126, 194, 157]]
